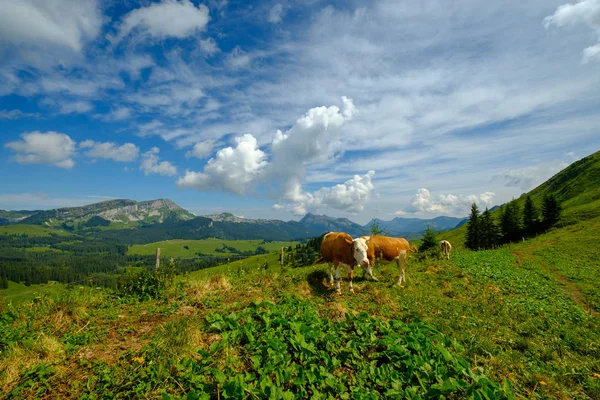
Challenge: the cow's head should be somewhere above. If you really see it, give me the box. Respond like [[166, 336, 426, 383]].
[[352, 237, 369, 266]]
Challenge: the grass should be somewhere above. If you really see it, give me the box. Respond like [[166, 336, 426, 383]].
[[0, 225, 71, 237], [0, 281, 67, 306], [2, 217, 600, 398], [127, 238, 298, 257], [24, 247, 64, 253]]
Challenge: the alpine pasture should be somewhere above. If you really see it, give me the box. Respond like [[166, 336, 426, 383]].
[[2, 152, 600, 399]]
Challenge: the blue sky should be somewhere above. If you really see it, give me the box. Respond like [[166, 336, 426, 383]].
[[1, 0, 599, 224]]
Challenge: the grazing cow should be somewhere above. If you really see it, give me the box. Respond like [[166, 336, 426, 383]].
[[314, 232, 362, 294], [352, 235, 418, 285], [440, 240, 452, 260]]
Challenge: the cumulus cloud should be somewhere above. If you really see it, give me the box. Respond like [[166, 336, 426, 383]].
[[80, 140, 140, 162], [544, 0, 600, 63], [275, 171, 376, 216], [185, 140, 214, 159], [268, 4, 284, 23], [269, 96, 356, 200], [177, 134, 267, 194], [5, 131, 76, 169], [110, 0, 210, 44], [140, 147, 177, 176], [404, 188, 495, 216], [177, 97, 370, 214], [0, 0, 102, 52]]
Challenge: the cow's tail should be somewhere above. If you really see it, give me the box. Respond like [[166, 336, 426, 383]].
[[312, 257, 325, 266], [410, 244, 418, 253]]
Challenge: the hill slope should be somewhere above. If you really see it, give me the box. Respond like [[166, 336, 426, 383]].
[[440, 149, 600, 247]]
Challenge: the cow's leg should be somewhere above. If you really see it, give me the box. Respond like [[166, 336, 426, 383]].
[[365, 263, 378, 281], [328, 263, 335, 287], [342, 264, 354, 294], [396, 250, 407, 285], [335, 265, 342, 295]]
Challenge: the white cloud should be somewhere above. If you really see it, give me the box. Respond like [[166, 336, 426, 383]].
[[268, 4, 284, 23], [80, 140, 140, 162], [491, 160, 571, 191], [5, 131, 76, 169], [110, 0, 210, 44], [140, 147, 177, 176], [198, 38, 220, 56], [269, 96, 356, 201], [177, 134, 267, 194], [275, 171, 376, 215], [185, 140, 214, 159], [0, 109, 40, 119], [226, 46, 251, 69], [98, 107, 132, 121], [58, 100, 94, 115], [177, 97, 370, 215], [404, 188, 495, 216], [544, 0, 600, 63], [0, 0, 102, 52]]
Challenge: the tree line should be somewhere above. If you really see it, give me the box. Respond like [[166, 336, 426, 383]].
[[465, 193, 562, 250]]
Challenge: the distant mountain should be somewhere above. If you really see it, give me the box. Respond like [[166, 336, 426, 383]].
[[299, 213, 370, 237], [365, 215, 467, 235], [10, 199, 195, 229], [1, 199, 468, 243], [0, 210, 39, 225]]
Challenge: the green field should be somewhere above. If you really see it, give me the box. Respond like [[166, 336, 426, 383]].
[[0, 281, 67, 305], [0, 224, 71, 237], [2, 214, 600, 398], [24, 246, 64, 253], [127, 238, 298, 257]]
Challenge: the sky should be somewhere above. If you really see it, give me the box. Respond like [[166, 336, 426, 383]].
[[1, 0, 599, 224]]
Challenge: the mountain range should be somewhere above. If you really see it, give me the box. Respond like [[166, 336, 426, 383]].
[[0, 198, 466, 243]]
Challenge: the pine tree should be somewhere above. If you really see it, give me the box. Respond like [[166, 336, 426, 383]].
[[1, 276, 8, 290], [420, 225, 438, 252], [369, 220, 386, 236], [465, 203, 481, 250], [480, 207, 499, 249], [523, 195, 539, 235], [542, 193, 562, 229], [501, 200, 522, 242]]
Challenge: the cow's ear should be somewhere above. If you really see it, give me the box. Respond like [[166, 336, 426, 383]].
[[345, 237, 353, 246]]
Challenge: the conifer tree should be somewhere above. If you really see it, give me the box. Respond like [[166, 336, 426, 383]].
[[420, 225, 438, 252], [501, 200, 522, 242], [465, 203, 481, 250], [542, 193, 562, 229], [523, 195, 539, 235], [480, 207, 499, 249]]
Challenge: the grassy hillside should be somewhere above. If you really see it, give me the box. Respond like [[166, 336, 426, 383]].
[[439, 149, 600, 248], [127, 238, 297, 257], [2, 214, 600, 398], [0, 224, 71, 237]]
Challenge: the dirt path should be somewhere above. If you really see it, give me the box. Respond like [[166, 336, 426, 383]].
[[512, 242, 599, 318]]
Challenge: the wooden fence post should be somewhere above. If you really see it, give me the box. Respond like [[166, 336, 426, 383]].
[[156, 248, 161, 270]]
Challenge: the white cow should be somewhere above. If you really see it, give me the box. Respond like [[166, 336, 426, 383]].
[[440, 240, 452, 260]]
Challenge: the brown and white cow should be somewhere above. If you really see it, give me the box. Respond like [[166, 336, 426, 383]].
[[352, 235, 418, 285], [440, 240, 452, 260], [315, 232, 365, 294]]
